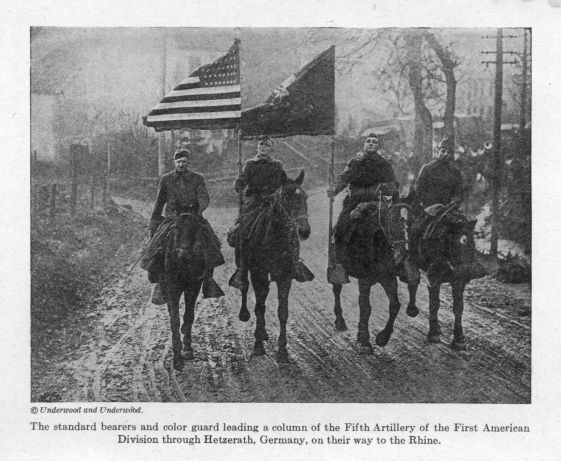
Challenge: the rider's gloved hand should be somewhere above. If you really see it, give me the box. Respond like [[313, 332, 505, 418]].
[[326, 186, 335, 198]]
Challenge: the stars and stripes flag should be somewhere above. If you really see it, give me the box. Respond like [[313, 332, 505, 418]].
[[143, 39, 240, 132]]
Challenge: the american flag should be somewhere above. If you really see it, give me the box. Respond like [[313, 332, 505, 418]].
[[144, 39, 240, 132]]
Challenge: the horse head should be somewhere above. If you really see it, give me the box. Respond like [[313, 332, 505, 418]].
[[281, 171, 310, 240], [166, 213, 207, 283], [446, 218, 478, 276], [425, 211, 483, 282]]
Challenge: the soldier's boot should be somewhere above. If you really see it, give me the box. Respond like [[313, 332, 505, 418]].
[[294, 260, 315, 282], [202, 269, 225, 298], [229, 265, 249, 291], [328, 239, 350, 285], [151, 282, 167, 305]]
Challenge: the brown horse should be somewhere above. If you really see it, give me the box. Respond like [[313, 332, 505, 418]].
[[406, 205, 485, 350], [162, 213, 214, 370], [332, 197, 411, 354], [234, 172, 311, 363]]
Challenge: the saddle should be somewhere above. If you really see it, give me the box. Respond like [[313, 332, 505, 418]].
[[422, 203, 464, 241]]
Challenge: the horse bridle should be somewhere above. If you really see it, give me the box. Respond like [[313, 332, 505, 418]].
[[375, 195, 410, 252], [280, 185, 309, 227]]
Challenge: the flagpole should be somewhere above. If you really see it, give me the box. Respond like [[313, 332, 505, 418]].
[[327, 136, 349, 286], [236, 126, 244, 280], [237, 128, 243, 219], [328, 136, 335, 275]]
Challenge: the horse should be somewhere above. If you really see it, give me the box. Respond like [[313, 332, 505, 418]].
[[406, 203, 485, 350], [234, 171, 311, 363], [161, 213, 213, 370], [332, 197, 412, 354]]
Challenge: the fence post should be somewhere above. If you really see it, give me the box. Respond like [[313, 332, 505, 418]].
[[70, 146, 78, 215], [90, 175, 95, 210], [49, 183, 57, 222], [103, 141, 111, 204]]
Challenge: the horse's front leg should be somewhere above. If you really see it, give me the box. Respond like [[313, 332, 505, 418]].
[[376, 275, 400, 347], [427, 284, 442, 343], [357, 277, 374, 354], [166, 284, 184, 370], [238, 267, 251, 322], [406, 279, 420, 318], [181, 279, 203, 361], [451, 279, 467, 351], [333, 283, 348, 331], [250, 270, 269, 356], [276, 277, 292, 363]]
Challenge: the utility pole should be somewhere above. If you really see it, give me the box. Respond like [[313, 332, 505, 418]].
[[158, 34, 168, 177], [482, 29, 518, 257], [490, 28, 503, 257], [518, 28, 530, 156]]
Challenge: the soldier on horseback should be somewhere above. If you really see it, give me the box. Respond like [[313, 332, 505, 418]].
[[227, 136, 313, 361], [327, 133, 416, 282], [141, 148, 225, 299], [406, 137, 486, 347]]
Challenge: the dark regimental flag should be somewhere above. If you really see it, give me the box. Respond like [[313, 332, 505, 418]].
[[144, 39, 240, 132], [241, 46, 335, 139]]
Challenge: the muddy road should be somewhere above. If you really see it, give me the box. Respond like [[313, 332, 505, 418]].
[[35, 191, 531, 403]]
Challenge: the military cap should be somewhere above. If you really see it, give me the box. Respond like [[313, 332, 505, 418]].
[[257, 135, 274, 147], [174, 148, 191, 160], [438, 137, 454, 152]]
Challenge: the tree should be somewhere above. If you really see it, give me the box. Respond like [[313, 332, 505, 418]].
[[308, 28, 461, 169], [423, 31, 458, 146], [404, 30, 434, 166]]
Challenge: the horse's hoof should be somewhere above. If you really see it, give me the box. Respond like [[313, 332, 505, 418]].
[[183, 349, 194, 360], [428, 333, 441, 344], [356, 332, 369, 344], [335, 318, 348, 331], [375, 330, 393, 347], [253, 344, 266, 356], [451, 339, 467, 351], [359, 343, 374, 355], [406, 305, 419, 318], [173, 356, 185, 371], [276, 348, 289, 363], [239, 309, 250, 322]]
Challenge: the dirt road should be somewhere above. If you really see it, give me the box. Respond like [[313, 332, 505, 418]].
[[37, 191, 531, 403]]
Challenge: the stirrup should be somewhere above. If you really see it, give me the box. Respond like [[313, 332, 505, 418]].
[[228, 268, 248, 290], [203, 277, 225, 298], [295, 261, 315, 282], [151, 283, 167, 305]]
